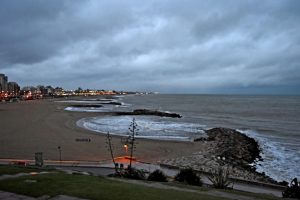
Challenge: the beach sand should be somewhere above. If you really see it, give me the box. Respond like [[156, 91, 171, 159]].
[[0, 98, 279, 184], [0, 98, 209, 163]]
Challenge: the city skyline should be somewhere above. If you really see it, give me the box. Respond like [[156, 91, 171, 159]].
[[1, 1, 300, 94]]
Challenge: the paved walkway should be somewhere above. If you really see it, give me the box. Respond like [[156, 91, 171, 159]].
[[57, 159, 284, 197], [57, 165, 283, 198], [111, 178, 273, 200], [0, 190, 36, 200], [0, 158, 285, 198]]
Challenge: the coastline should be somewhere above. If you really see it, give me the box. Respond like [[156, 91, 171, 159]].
[[0, 97, 280, 184], [0, 98, 209, 162]]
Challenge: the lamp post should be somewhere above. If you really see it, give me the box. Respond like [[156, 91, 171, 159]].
[[57, 146, 62, 164]]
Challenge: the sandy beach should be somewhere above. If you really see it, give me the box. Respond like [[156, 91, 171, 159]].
[[0, 98, 209, 163], [1, 97, 282, 184]]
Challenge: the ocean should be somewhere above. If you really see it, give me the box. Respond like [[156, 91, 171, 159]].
[[76, 94, 300, 182]]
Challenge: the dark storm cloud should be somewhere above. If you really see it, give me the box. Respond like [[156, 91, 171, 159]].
[[1, 0, 299, 94]]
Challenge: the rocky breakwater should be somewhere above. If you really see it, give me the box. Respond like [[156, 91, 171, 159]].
[[205, 127, 261, 171], [161, 127, 277, 183], [116, 109, 182, 118]]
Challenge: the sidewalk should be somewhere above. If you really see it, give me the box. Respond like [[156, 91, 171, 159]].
[[0, 158, 285, 197], [0, 190, 36, 200]]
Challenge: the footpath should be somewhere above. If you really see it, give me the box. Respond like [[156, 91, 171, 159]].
[[0, 171, 277, 200], [0, 158, 286, 199], [53, 158, 284, 197]]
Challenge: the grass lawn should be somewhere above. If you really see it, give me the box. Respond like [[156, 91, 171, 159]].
[[0, 172, 229, 200], [0, 165, 282, 200], [0, 165, 45, 175]]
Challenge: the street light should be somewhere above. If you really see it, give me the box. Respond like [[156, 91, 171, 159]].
[[57, 146, 62, 163]]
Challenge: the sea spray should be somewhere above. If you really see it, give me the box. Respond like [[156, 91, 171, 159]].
[[239, 129, 300, 182]]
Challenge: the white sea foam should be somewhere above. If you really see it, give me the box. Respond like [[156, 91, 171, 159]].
[[56, 100, 115, 104], [238, 129, 300, 182], [77, 116, 206, 141], [65, 106, 113, 112], [115, 102, 132, 108]]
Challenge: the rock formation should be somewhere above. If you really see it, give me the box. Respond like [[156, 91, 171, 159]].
[[205, 127, 261, 171], [116, 109, 182, 118]]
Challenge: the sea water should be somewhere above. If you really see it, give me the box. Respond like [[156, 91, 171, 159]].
[[77, 94, 300, 182]]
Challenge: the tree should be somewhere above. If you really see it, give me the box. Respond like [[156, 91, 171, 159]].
[[127, 118, 139, 170], [208, 165, 232, 189]]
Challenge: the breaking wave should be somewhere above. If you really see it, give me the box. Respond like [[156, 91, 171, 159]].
[[239, 129, 300, 182], [77, 115, 207, 141]]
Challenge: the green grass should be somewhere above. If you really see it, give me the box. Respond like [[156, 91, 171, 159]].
[[0, 165, 44, 175], [0, 165, 282, 200], [0, 172, 228, 200]]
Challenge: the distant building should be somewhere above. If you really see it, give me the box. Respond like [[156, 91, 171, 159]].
[[36, 85, 48, 95], [0, 73, 8, 92], [7, 82, 20, 95], [54, 87, 64, 95], [21, 86, 37, 93]]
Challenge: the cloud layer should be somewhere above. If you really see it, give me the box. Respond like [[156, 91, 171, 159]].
[[1, 0, 299, 94]]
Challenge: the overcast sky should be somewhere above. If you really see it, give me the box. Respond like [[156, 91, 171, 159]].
[[0, 0, 299, 94]]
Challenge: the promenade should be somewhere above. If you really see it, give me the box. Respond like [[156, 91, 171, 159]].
[[0, 158, 285, 197]]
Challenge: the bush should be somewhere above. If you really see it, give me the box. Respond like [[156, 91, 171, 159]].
[[108, 167, 146, 180], [148, 170, 168, 182], [175, 168, 202, 186], [208, 166, 231, 189], [122, 167, 146, 180]]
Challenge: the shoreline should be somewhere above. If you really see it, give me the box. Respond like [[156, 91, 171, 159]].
[[76, 117, 194, 142], [0, 97, 282, 185], [0, 98, 207, 161]]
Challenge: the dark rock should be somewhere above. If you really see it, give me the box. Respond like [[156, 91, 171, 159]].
[[205, 127, 261, 171], [116, 109, 182, 118], [194, 137, 206, 142], [133, 109, 182, 118], [101, 102, 122, 105]]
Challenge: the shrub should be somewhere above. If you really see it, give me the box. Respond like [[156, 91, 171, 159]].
[[208, 166, 232, 189], [122, 167, 146, 180], [108, 167, 146, 180], [175, 168, 202, 186], [148, 169, 168, 182]]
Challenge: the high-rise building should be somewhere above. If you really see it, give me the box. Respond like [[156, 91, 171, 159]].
[[0, 73, 8, 92]]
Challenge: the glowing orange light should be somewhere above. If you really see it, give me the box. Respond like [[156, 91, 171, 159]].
[[30, 172, 38, 175], [123, 144, 128, 153]]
